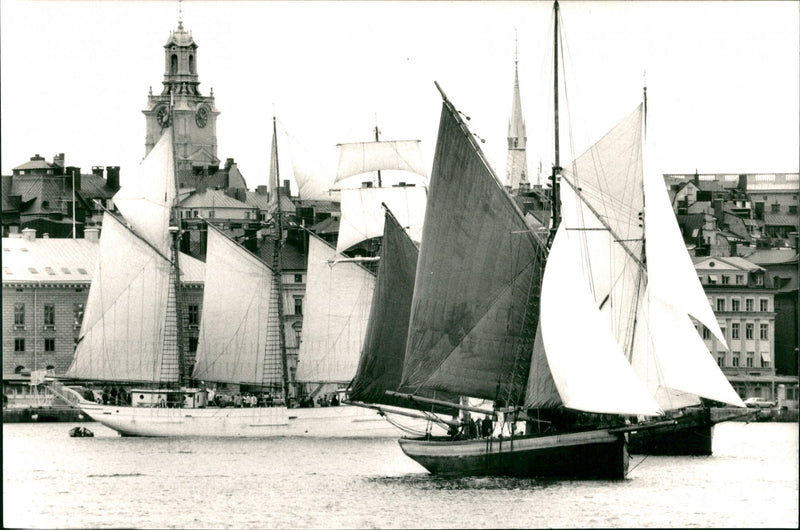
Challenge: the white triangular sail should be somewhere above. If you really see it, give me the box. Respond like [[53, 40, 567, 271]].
[[65, 212, 178, 383], [295, 235, 375, 383], [334, 140, 428, 185], [540, 223, 662, 416], [638, 290, 745, 407], [643, 159, 728, 348], [113, 128, 176, 256], [191, 225, 280, 386], [336, 186, 427, 254]]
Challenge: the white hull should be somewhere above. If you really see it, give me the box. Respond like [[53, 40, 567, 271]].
[[78, 402, 444, 438]]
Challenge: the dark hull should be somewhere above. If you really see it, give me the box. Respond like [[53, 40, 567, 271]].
[[399, 429, 628, 479], [628, 408, 713, 456]]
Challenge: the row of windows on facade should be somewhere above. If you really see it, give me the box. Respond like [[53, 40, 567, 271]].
[[715, 351, 770, 369], [702, 322, 770, 341], [701, 274, 764, 286], [13, 303, 84, 329], [713, 297, 770, 312], [180, 210, 257, 219]]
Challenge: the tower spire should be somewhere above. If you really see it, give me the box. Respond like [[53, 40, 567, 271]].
[[178, 0, 183, 29], [505, 28, 529, 190]]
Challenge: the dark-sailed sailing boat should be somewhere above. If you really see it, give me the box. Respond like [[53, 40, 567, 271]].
[[391, 80, 663, 479], [348, 208, 459, 431]]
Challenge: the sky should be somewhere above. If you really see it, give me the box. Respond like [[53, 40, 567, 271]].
[[2, 0, 798, 193]]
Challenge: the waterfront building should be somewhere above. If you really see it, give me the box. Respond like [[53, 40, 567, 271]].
[[694, 255, 782, 401], [1, 154, 119, 238]]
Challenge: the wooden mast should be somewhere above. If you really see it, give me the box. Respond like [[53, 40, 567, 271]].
[[271, 116, 292, 403], [548, 0, 562, 247]]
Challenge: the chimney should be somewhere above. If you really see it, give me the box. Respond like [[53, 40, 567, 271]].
[[66, 167, 81, 191], [22, 228, 36, 241], [693, 171, 699, 186], [42, 233, 49, 239], [738, 174, 748, 191], [225, 158, 234, 170], [256, 185, 268, 196], [92, 166, 104, 177], [53, 153, 65, 169], [85, 228, 100, 242], [106, 166, 120, 190], [283, 179, 290, 195]]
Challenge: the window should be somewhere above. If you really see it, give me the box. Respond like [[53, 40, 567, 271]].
[[73, 303, 84, 329], [771, 203, 780, 213], [732, 352, 740, 367], [44, 304, 55, 327], [735, 274, 744, 285], [702, 326, 710, 339], [719, 325, 726, 342], [745, 299, 754, 312], [208, 210, 215, 219], [717, 354, 725, 367], [294, 274, 303, 283], [731, 323, 740, 339], [171, 54, 178, 74], [188, 304, 200, 327], [294, 296, 303, 316], [189, 54, 195, 74], [188, 337, 198, 353], [14, 338, 25, 353], [14, 303, 25, 327], [716, 298, 725, 312], [760, 323, 768, 340], [760, 299, 768, 312], [731, 299, 740, 311], [754, 275, 764, 286], [746, 352, 754, 367], [293, 323, 302, 347], [745, 323, 754, 340], [44, 338, 55, 352], [790, 205, 798, 214], [722, 275, 730, 285]]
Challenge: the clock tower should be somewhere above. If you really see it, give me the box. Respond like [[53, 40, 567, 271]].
[[143, 17, 219, 184]]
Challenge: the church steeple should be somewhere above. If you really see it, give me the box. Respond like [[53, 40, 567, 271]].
[[161, 15, 200, 96], [506, 32, 529, 190]]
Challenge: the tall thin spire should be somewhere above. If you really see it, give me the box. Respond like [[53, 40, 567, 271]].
[[506, 28, 529, 190], [178, 0, 183, 29]]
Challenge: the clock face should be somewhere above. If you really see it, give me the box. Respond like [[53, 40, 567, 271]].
[[156, 106, 170, 127], [195, 107, 208, 128]]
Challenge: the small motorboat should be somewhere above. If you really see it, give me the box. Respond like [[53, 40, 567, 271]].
[[69, 426, 94, 437]]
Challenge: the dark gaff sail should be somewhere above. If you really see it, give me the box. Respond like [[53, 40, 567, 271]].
[[349, 210, 422, 407], [401, 87, 547, 405]]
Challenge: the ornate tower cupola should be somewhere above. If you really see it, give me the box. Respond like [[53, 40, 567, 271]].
[[506, 35, 529, 191], [143, 11, 219, 186], [162, 19, 200, 97]]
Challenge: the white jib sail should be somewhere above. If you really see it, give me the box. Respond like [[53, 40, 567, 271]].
[[295, 235, 375, 384], [540, 224, 662, 416], [113, 127, 176, 256], [65, 212, 176, 382], [336, 186, 427, 254], [334, 140, 429, 185], [191, 225, 276, 385], [643, 162, 727, 348]]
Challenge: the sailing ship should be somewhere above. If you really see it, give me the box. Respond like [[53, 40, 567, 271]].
[[54, 117, 434, 437], [292, 125, 449, 437], [389, 0, 744, 477]]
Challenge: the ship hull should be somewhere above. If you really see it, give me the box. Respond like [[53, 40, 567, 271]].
[[398, 429, 629, 479], [628, 407, 713, 456], [78, 402, 442, 438]]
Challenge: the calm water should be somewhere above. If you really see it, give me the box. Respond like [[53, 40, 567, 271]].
[[3, 421, 797, 529]]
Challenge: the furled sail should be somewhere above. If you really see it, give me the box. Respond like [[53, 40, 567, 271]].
[[192, 224, 282, 386], [294, 234, 375, 384], [349, 209, 457, 412], [65, 212, 179, 383], [334, 140, 428, 185], [336, 186, 427, 254], [401, 90, 545, 404], [113, 127, 176, 256]]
